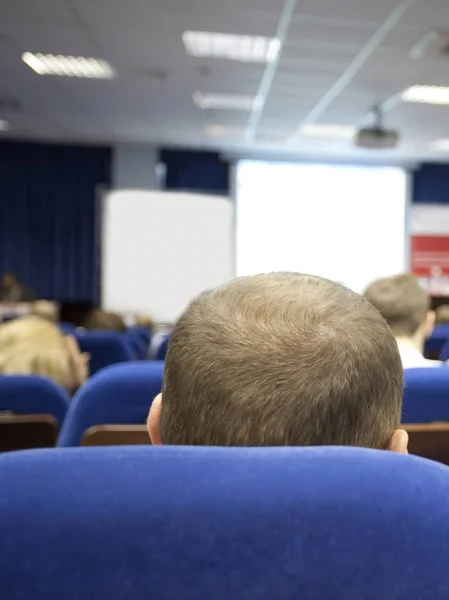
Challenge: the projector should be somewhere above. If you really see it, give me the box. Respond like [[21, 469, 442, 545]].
[[354, 105, 400, 150], [355, 126, 400, 150]]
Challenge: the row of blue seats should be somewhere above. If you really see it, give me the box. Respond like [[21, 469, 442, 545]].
[[60, 327, 169, 374], [1, 364, 448, 447], [1, 445, 448, 599]]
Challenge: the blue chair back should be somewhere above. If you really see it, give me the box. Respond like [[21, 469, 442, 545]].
[[0, 375, 69, 424], [155, 334, 169, 361], [1, 446, 449, 600], [57, 361, 164, 446], [440, 340, 449, 361], [126, 329, 149, 359], [403, 368, 449, 423], [75, 332, 134, 375], [128, 326, 151, 347], [59, 322, 77, 335], [424, 325, 449, 359]]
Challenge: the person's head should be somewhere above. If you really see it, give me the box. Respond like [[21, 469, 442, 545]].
[[134, 314, 156, 333], [435, 304, 449, 325], [364, 274, 434, 340], [148, 273, 406, 453], [1, 273, 18, 291], [30, 300, 60, 323], [0, 316, 62, 350], [82, 309, 126, 333]]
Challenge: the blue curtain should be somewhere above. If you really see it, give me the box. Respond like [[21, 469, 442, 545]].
[[0, 141, 111, 301], [413, 163, 449, 204], [160, 149, 230, 195]]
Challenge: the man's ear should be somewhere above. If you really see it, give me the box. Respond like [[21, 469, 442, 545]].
[[387, 429, 408, 454], [147, 393, 163, 445], [424, 310, 436, 339]]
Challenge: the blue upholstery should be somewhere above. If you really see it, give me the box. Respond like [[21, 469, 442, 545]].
[[403, 368, 449, 423], [126, 329, 149, 359], [155, 334, 169, 361], [57, 361, 164, 446], [75, 332, 134, 375], [59, 322, 77, 335], [424, 325, 449, 359], [1, 446, 449, 599], [440, 340, 449, 361], [128, 326, 151, 347], [0, 375, 69, 424]]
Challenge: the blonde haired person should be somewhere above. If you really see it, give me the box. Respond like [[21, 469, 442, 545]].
[[30, 300, 60, 323], [0, 316, 63, 349], [364, 274, 441, 369], [0, 317, 89, 393]]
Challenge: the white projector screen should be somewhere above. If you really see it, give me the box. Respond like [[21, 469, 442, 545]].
[[236, 161, 408, 293], [102, 190, 234, 322]]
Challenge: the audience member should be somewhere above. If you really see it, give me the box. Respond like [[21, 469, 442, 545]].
[[30, 300, 59, 323], [0, 316, 61, 349], [364, 274, 441, 369], [83, 309, 126, 332], [435, 304, 449, 325], [1, 273, 35, 303], [148, 273, 407, 452], [134, 313, 155, 334], [0, 316, 89, 393]]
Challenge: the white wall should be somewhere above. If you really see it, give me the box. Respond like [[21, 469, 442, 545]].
[[112, 145, 159, 190]]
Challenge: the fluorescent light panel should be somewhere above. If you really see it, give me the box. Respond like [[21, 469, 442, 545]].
[[22, 52, 115, 79], [432, 139, 449, 151], [402, 85, 449, 105], [0, 120, 10, 131], [194, 92, 256, 111], [183, 31, 280, 63], [301, 124, 356, 138]]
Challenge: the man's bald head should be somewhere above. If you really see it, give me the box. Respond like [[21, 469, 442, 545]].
[[156, 273, 404, 449]]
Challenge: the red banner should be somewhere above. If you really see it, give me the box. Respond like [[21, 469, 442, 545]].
[[411, 235, 449, 295]]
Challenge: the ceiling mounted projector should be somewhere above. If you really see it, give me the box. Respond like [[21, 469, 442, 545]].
[[355, 106, 400, 150]]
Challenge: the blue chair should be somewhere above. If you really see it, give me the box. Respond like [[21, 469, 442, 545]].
[[403, 368, 449, 423], [424, 325, 449, 359], [0, 375, 69, 424], [128, 326, 151, 347], [59, 322, 77, 335], [75, 332, 134, 375], [440, 340, 449, 361], [155, 334, 169, 361], [57, 361, 164, 446], [1, 446, 449, 599], [126, 329, 148, 360]]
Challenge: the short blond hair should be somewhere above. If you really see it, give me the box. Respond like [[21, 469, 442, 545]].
[[161, 273, 403, 449], [364, 274, 429, 337], [0, 340, 72, 390], [0, 316, 63, 350], [30, 300, 59, 323]]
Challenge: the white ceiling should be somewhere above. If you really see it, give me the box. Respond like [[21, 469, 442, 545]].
[[2, 0, 449, 162]]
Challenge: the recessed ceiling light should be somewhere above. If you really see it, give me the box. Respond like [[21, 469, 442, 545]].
[[22, 52, 115, 79], [194, 92, 256, 111], [402, 85, 449, 105], [431, 139, 449, 151], [0, 120, 10, 131], [183, 31, 281, 63], [301, 124, 356, 138]]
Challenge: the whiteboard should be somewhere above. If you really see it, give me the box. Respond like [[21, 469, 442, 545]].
[[101, 190, 234, 322]]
